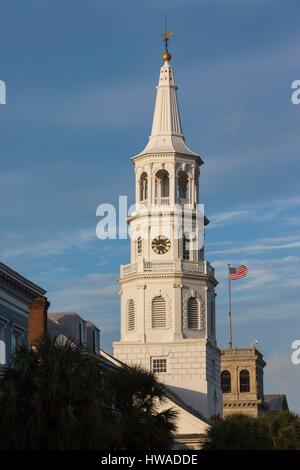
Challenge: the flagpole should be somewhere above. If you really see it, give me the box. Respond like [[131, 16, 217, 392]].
[[228, 263, 233, 349]]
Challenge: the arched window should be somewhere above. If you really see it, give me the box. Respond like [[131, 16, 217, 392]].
[[139, 172, 148, 202], [127, 300, 135, 331], [240, 369, 250, 393], [155, 170, 169, 205], [221, 370, 231, 393], [188, 297, 199, 329], [152, 296, 166, 328], [178, 171, 189, 202]]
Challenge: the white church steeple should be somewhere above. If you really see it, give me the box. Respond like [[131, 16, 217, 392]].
[[150, 59, 183, 137], [113, 34, 222, 420], [137, 37, 200, 157]]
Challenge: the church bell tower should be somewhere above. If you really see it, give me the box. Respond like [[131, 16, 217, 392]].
[[113, 35, 222, 418]]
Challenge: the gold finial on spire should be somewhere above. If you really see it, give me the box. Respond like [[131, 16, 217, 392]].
[[161, 14, 174, 62]]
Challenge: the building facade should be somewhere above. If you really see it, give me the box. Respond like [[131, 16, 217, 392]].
[[221, 348, 266, 417], [113, 45, 222, 418], [221, 347, 289, 416], [48, 312, 100, 356], [0, 261, 46, 366]]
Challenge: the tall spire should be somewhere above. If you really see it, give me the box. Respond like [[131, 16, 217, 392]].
[[137, 31, 199, 157]]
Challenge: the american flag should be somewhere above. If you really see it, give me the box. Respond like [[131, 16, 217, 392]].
[[229, 264, 248, 280]]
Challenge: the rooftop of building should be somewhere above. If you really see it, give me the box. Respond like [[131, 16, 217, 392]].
[[0, 261, 46, 298], [221, 347, 264, 358], [48, 311, 82, 321], [48, 312, 99, 330], [100, 350, 209, 424], [264, 394, 289, 412]]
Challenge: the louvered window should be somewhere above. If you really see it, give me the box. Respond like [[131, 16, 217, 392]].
[[127, 300, 135, 331], [188, 297, 199, 329], [152, 296, 166, 328]]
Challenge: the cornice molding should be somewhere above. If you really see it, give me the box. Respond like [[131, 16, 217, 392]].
[[0, 262, 46, 299]]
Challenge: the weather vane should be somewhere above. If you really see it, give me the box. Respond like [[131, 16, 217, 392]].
[[161, 13, 175, 62]]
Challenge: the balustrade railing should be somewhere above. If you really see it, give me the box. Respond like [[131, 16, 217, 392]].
[[120, 260, 215, 277], [155, 197, 170, 206]]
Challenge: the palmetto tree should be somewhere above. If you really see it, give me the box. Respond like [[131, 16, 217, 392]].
[[0, 335, 112, 449], [0, 336, 177, 450], [108, 364, 178, 450], [203, 414, 271, 450], [203, 411, 300, 450], [259, 411, 300, 450]]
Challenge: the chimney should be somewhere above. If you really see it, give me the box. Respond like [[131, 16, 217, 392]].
[[28, 297, 50, 346]]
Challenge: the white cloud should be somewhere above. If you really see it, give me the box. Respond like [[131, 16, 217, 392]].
[[209, 210, 254, 227], [0, 228, 96, 259], [210, 235, 300, 256], [49, 272, 119, 333], [208, 195, 300, 229], [236, 256, 300, 292], [218, 300, 300, 324]]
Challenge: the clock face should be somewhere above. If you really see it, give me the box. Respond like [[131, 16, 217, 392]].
[[152, 235, 171, 255]]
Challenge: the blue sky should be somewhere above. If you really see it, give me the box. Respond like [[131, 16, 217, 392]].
[[0, 0, 300, 411]]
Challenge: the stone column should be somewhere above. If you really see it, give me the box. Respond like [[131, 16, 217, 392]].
[[137, 284, 146, 343], [173, 283, 183, 340]]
